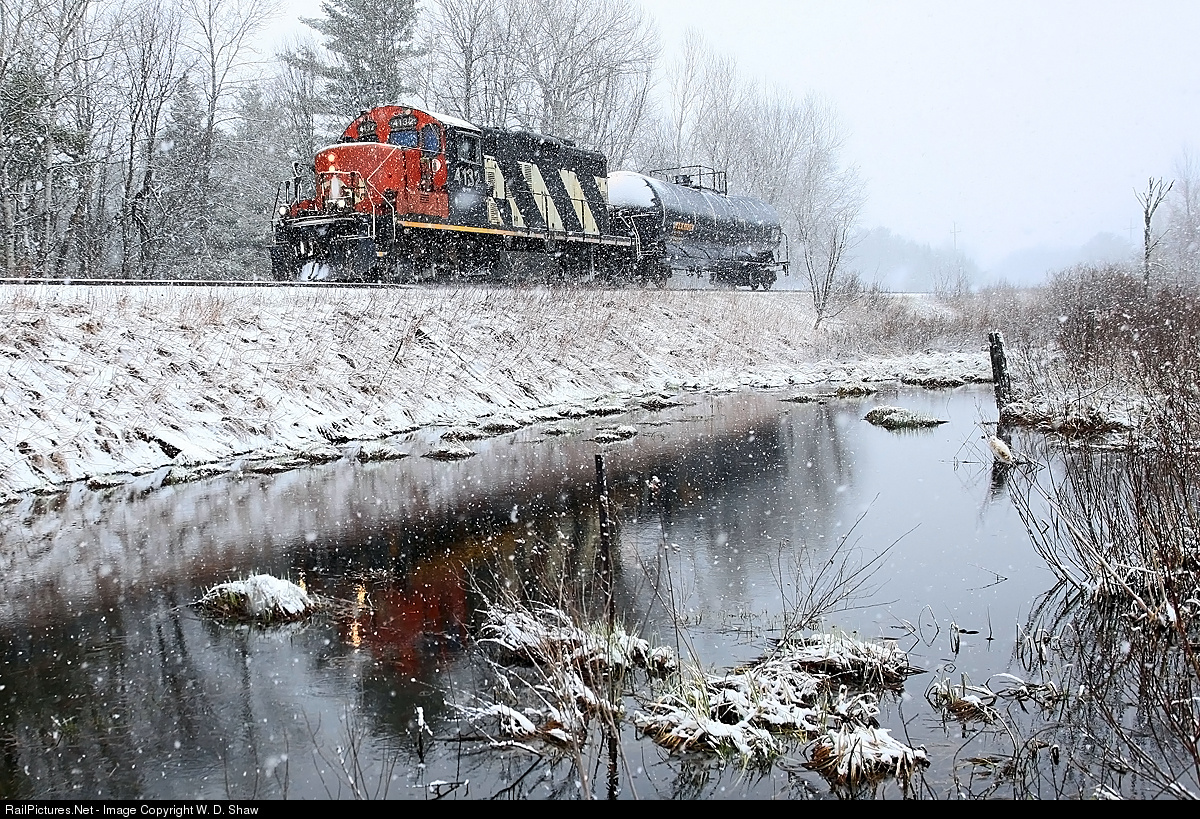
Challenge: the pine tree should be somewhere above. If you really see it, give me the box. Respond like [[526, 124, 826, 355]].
[[222, 86, 296, 278], [153, 76, 213, 277], [299, 0, 424, 119]]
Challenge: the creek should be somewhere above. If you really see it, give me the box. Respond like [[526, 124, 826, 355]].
[[0, 385, 1108, 799]]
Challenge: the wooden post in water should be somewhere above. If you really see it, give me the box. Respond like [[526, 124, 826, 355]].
[[988, 331, 1013, 410], [595, 453, 616, 634], [988, 331, 1016, 490]]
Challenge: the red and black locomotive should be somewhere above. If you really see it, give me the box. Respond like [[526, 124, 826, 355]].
[[271, 105, 786, 288]]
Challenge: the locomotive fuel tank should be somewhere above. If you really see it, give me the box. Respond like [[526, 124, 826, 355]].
[[608, 169, 785, 289]]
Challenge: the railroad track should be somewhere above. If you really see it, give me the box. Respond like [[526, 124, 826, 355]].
[[0, 276, 783, 291], [0, 277, 418, 289]]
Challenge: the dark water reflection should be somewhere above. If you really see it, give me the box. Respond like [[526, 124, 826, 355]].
[[0, 387, 1074, 798]]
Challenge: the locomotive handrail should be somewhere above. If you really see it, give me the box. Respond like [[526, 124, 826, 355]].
[[272, 181, 285, 225]]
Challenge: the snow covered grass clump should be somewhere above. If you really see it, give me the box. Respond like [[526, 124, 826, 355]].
[[593, 424, 638, 443], [632, 663, 826, 759], [765, 632, 925, 689], [806, 724, 929, 787], [197, 574, 321, 623], [478, 600, 675, 678], [863, 406, 948, 430], [925, 675, 1001, 724], [634, 633, 923, 764], [450, 598, 676, 751]]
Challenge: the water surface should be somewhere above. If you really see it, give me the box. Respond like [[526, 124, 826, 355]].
[[0, 386, 1082, 799]]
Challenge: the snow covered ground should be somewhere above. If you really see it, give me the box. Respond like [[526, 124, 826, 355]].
[[0, 284, 991, 502]]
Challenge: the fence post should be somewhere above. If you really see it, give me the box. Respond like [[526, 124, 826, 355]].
[[595, 453, 615, 634], [988, 331, 1013, 409]]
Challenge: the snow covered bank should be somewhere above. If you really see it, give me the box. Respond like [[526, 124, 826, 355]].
[[1, 285, 991, 501]]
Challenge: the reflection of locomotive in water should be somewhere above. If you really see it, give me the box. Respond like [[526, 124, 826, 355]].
[[270, 105, 787, 288]]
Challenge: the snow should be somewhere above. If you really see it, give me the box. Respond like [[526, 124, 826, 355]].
[[389, 99, 481, 132], [807, 724, 929, 785], [607, 171, 656, 208], [0, 284, 992, 503], [634, 633, 922, 761]]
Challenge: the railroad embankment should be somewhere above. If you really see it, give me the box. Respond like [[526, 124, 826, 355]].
[[0, 284, 991, 501]]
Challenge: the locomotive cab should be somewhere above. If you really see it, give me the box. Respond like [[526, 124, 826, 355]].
[[315, 106, 452, 219], [272, 106, 492, 280]]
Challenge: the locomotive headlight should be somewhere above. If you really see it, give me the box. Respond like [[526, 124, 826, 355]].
[[277, 205, 289, 217]]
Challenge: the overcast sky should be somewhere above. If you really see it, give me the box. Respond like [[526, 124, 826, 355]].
[[273, 1, 1200, 270]]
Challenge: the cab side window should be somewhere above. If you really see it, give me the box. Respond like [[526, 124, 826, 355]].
[[420, 123, 441, 153], [457, 134, 480, 165]]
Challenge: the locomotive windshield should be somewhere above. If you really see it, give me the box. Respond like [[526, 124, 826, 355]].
[[388, 114, 419, 147]]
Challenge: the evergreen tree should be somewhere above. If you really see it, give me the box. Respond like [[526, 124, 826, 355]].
[[299, 0, 424, 119], [222, 86, 296, 278], [153, 77, 212, 276]]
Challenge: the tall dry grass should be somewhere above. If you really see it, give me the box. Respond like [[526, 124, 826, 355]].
[[1001, 263, 1200, 797], [815, 283, 1052, 359]]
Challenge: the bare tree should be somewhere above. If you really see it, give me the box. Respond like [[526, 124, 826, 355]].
[[0, 0, 112, 277], [657, 29, 707, 168], [275, 32, 325, 163], [1163, 150, 1200, 281], [509, 0, 658, 160], [415, 0, 657, 165], [0, 0, 53, 274], [182, 0, 278, 254], [1136, 176, 1173, 293], [423, 0, 500, 121], [791, 98, 864, 325], [639, 36, 862, 322], [116, 0, 188, 277]]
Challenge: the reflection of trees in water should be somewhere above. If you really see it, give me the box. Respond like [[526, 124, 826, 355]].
[[653, 402, 855, 544], [0, 583, 466, 799], [3, 392, 855, 799], [615, 401, 859, 633]]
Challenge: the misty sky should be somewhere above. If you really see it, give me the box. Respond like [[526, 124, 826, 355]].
[[273, 1, 1200, 272]]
